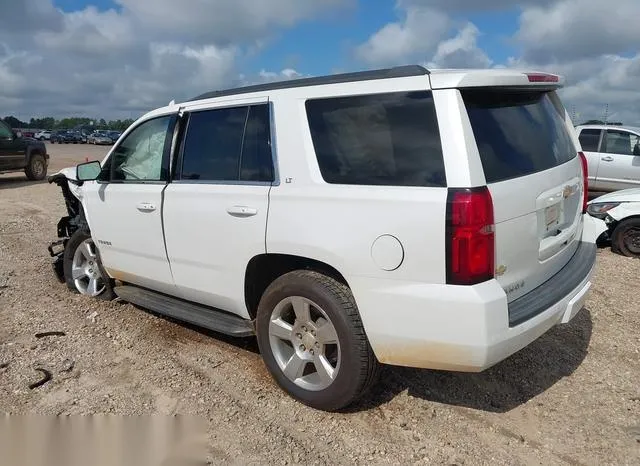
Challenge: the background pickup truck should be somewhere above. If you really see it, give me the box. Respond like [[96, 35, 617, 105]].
[[0, 119, 49, 180]]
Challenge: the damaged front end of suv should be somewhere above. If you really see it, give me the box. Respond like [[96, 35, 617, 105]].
[[47, 168, 89, 282]]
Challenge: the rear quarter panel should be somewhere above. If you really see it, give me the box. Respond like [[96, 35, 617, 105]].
[[266, 88, 448, 286]]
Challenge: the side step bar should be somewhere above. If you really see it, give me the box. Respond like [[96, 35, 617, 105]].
[[114, 285, 255, 337]]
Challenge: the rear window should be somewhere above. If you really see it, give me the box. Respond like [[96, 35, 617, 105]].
[[462, 90, 577, 183], [306, 91, 446, 187]]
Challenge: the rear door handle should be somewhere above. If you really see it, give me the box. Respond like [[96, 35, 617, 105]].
[[601, 156, 614, 162], [136, 202, 156, 212], [226, 206, 258, 217]]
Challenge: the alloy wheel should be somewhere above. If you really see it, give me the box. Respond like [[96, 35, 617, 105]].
[[268, 296, 341, 391]]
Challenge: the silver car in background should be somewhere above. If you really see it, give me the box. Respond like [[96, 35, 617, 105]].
[[87, 130, 114, 145], [576, 124, 640, 192]]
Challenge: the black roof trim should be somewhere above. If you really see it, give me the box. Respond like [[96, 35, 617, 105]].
[[188, 65, 429, 102]]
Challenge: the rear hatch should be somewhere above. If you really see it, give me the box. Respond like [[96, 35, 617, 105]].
[[460, 87, 584, 302]]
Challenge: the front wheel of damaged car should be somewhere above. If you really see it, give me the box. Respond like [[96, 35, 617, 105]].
[[63, 229, 115, 300], [256, 270, 379, 412], [612, 218, 640, 258]]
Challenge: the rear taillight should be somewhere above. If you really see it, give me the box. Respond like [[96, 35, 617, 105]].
[[446, 187, 495, 286], [578, 151, 588, 213]]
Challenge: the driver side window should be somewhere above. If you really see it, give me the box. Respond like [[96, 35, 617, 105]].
[[109, 115, 174, 182]]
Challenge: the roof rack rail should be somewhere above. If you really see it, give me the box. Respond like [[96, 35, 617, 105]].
[[188, 65, 429, 102]]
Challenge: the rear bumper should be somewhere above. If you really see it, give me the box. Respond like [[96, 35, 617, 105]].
[[507, 240, 594, 326], [352, 215, 598, 372]]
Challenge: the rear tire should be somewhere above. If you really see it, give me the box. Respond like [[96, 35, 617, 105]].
[[611, 218, 640, 258], [256, 270, 379, 411], [63, 229, 116, 300], [24, 153, 47, 181]]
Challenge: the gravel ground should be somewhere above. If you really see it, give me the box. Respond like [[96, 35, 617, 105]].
[[1, 144, 639, 465]]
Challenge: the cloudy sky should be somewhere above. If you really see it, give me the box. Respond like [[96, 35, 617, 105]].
[[1, 0, 638, 125]]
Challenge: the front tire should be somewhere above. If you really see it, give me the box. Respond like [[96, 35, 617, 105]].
[[24, 153, 47, 181], [256, 270, 379, 411], [63, 230, 115, 300], [612, 218, 640, 258]]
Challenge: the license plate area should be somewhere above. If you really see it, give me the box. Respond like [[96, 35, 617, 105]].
[[545, 203, 563, 232]]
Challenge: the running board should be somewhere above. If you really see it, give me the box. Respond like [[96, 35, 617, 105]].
[[114, 286, 255, 337]]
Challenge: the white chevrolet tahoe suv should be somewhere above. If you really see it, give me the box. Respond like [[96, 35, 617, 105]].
[[47, 65, 600, 411]]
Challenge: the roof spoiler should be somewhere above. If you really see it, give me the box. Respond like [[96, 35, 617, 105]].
[[429, 70, 565, 90]]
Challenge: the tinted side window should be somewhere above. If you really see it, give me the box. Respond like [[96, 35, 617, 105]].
[[632, 134, 640, 156], [578, 129, 602, 152], [181, 107, 247, 181], [306, 91, 446, 187], [240, 104, 274, 182], [0, 121, 12, 139], [462, 90, 576, 183], [604, 130, 635, 156]]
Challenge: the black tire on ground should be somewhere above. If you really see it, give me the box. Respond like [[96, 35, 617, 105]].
[[63, 229, 116, 300], [24, 153, 47, 181], [611, 218, 640, 258], [256, 270, 380, 412]]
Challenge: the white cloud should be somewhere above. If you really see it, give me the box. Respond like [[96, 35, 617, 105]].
[[398, 0, 557, 10], [0, 0, 638, 128], [355, 5, 450, 66], [427, 23, 492, 69], [0, 0, 351, 119], [510, 0, 640, 125], [35, 7, 134, 54], [0, 0, 63, 34], [115, 0, 352, 45], [517, 0, 640, 63], [256, 68, 305, 82], [355, 0, 639, 126], [355, 3, 492, 69], [509, 54, 640, 126]]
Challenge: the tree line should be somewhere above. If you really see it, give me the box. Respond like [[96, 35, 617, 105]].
[[2, 115, 135, 131], [579, 119, 624, 126]]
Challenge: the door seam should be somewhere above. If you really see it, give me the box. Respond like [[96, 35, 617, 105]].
[[159, 183, 177, 284]]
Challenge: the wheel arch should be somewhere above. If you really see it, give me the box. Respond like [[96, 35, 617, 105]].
[[26, 145, 45, 161], [244, 253, 350, 320]]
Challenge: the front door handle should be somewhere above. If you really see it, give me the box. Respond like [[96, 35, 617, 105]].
[[226, 206, 258, 218], [601, 156, 614, 162], [136, 202, 156, 212]]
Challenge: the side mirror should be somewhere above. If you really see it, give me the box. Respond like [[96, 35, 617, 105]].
[[634, 144, 640, 156], [76, 160, 101, 182]]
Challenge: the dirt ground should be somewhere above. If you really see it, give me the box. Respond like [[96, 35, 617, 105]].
[[1, 143, 639, 465]]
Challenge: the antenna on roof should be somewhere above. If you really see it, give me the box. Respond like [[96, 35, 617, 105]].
[[169, 99, 175, 106]]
